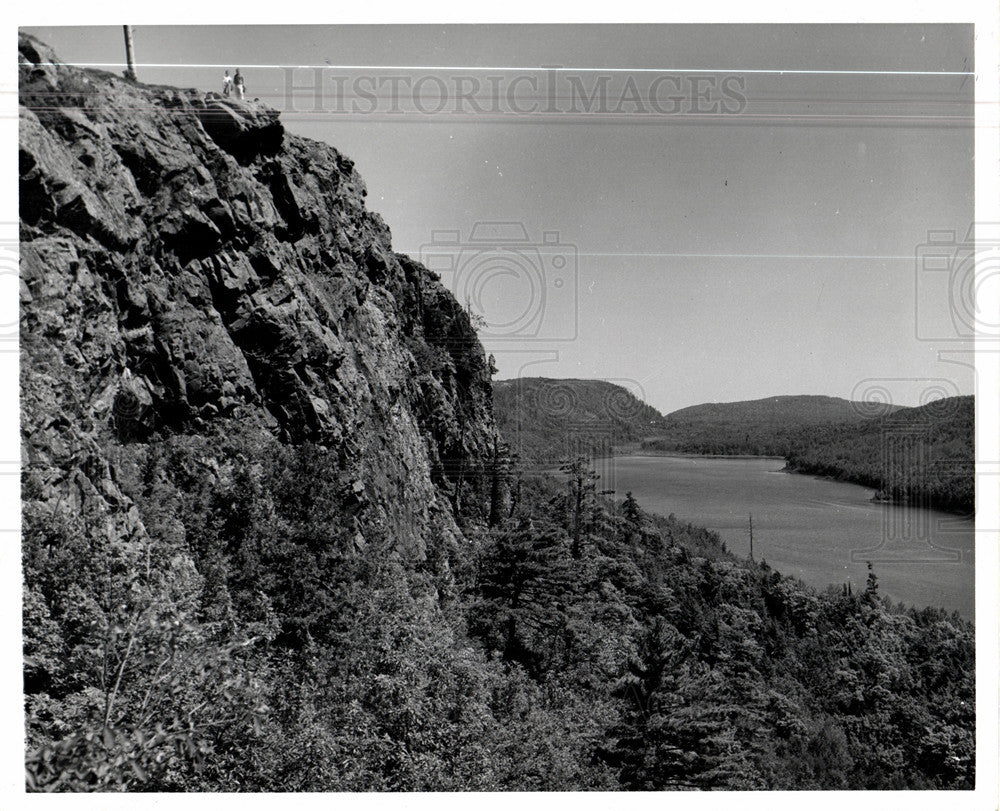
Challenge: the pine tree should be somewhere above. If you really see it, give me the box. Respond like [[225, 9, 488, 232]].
[[560, 456, 599, 558], [609, 618, 760, 789], [470, 522, 575, 675], [864, 561, 879, 603]]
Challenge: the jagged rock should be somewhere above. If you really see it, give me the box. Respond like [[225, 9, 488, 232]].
[[19, 33, 497, 560], [196, 94, 284, 162]]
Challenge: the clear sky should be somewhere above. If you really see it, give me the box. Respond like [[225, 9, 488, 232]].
[[22, 24, 976, 414]]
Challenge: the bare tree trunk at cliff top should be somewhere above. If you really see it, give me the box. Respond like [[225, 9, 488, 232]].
[[123, 26, 136, 81]]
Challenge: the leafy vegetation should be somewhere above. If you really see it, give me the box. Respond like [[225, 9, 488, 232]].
[[24, 428, 975, 790]]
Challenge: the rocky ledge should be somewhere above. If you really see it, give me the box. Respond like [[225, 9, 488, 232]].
[[19, 33, 498, 560]]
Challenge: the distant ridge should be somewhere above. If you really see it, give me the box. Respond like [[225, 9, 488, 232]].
[[493, 384, 907, 463], [666, 394, 901, 425], [493, 377, 668, 463], [650, 394, 902, 457]]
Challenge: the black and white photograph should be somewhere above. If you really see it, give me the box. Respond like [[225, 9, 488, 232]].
[[5, 3, 999, 802]]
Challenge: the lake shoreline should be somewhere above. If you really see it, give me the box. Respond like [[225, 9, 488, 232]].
[[527, 446, 974, 518], [619, 447, 974, 517], [607, 448, 788, 462], [593, 453, 974, 620], [536, 453, 973, 618]]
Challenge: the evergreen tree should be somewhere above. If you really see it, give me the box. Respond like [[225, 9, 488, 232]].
[[469, 521, 576, 675], [559, 456, 599, 558]]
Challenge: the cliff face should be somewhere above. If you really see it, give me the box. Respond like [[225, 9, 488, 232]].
[[19, 34, 497, 560]]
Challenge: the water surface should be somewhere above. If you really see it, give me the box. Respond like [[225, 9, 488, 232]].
[[601, 454, 975, 619]]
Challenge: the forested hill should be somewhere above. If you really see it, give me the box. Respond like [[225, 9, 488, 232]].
[[493, 377, 669, 463], [494, 382, 973, 515], [645, 394, 901, 457], [20, 34, 974, 792], [671, 394, 895, 423], [492, 387, 902, 463], [784, 396, 974, 515], [644, 394, 974, 515]]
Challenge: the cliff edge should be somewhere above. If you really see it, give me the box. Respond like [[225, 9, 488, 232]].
[[19, 33, 498, 562]]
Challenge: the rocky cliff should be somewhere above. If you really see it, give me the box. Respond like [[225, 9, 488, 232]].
[[19, 33, 498, 564]]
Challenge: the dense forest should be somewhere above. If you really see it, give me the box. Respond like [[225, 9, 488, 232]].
[[783, 396, 975, 516], [24, 431, 976, 790]]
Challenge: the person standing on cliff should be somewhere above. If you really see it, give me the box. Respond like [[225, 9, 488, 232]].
[[222, 70, 233, 97], [234, 69, 245, 100]]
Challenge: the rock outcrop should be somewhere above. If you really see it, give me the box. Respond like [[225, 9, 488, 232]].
[[19, 33, 497, 561]]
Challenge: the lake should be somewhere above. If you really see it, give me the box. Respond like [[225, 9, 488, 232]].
[[597, 454, 976, 620]]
